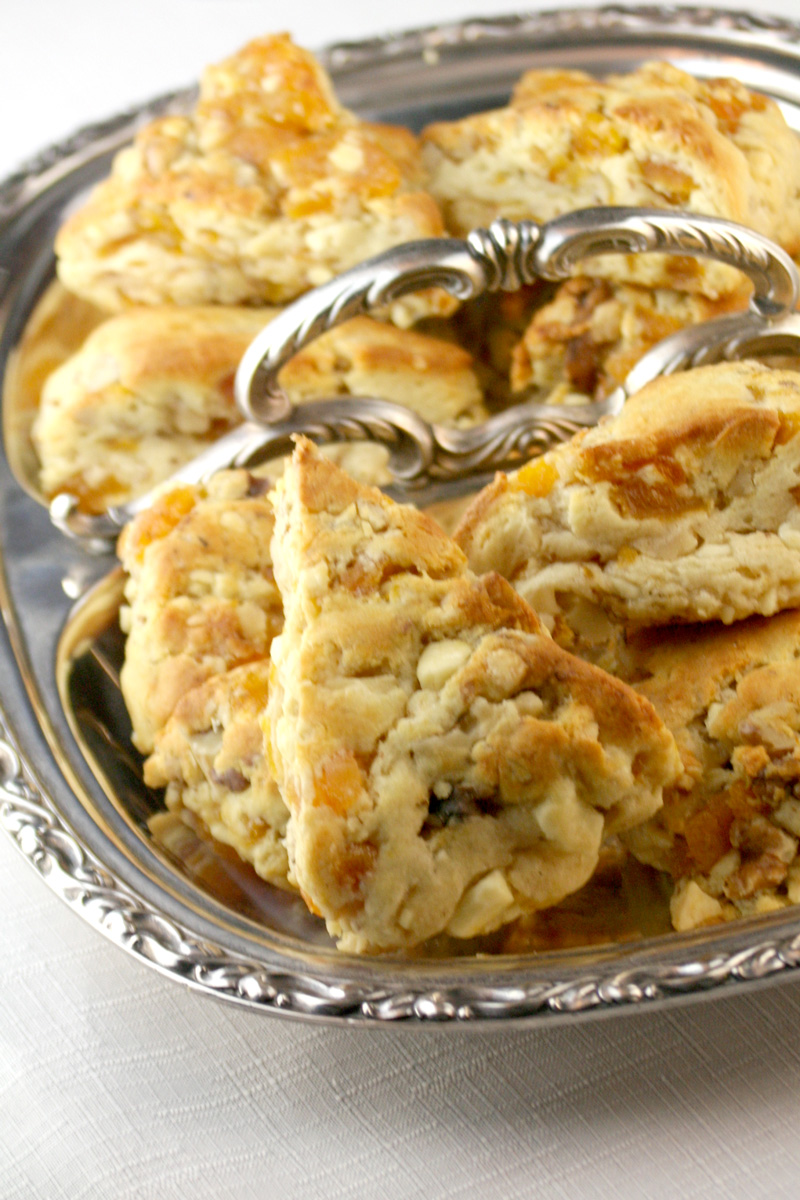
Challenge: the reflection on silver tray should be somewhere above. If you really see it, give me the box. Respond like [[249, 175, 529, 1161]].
[[6, 6, 800, 1024]]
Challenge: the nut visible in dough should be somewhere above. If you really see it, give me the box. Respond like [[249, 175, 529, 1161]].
[[55, 34, 449, 320], [617, 612, 800, 930], [455, 360, 800, 637], [266, 438, 679, 952]]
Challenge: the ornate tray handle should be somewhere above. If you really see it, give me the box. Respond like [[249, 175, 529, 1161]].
[[50, 209, 800, 552], [50, 395, 607, 551], [236, 208, 800, 422]]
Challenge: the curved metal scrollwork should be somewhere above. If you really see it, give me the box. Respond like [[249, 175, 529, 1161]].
[[532, 208, 798, 317], [465, 218, 543, 293], [50, 394, 611, 551], [611, 310, 800, 403], [50, 205, 800, 552], [50, 207, 800, 552], [235, 208, 799, 423]]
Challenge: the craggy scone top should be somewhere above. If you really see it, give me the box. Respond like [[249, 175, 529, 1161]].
[[510, 277, 743, 405], [619, 612, 800, 932], [455, 360, 800, 638], [118, 469, 282, 756], [55, 34, 447, 313], [422, 61, 800, 297], [266, 439, 679, 953]]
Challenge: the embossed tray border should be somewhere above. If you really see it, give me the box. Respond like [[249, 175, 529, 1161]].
[[3, 5, 800, 1024]]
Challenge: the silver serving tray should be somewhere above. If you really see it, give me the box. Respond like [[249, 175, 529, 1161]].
[[5, 6, 800, 1025]]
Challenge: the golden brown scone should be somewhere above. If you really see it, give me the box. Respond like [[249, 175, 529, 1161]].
[[280, 312, 485, 421], [118, 468, 282, 755], [2, 281, 108, 431], [55, 34, 448, 319], [34, 306, 275, 513], [145, 658, 292, 889], [455, 360, 800, 637], [422, 61, 800, 297], [266, 439, 679, 953], [33, 307, 486, 512], [2, 281, 109, 503], [510, 276, 744, 403], [617, 612, 800, 931]]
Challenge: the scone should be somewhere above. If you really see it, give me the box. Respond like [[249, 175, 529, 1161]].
[[144, 658, 292, 889], [422, 61, 800, 297], [455, 360, 800, 637], [34, 307, 485, 512], [55, 34, 448, 318], [2, 281, 107, 433], [118, 468, 282, 755], [266, 439, 679, 953], [1, 280, 109, 504], [34, 306, 276, 512], [510, 276, 744, 404], [618, 611, 800, 931]]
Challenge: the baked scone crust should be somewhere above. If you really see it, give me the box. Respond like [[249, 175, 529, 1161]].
[[145, 658, 292, 889], [118, 468, 282, 755], [34, 306, 275, 512], [455, 360, 800, 633], [33, 308, 485, 512], [266, 439, 679, 952], [55, 34, 448, 316], [618, 612, 800, 930], [422, 61, 800, 297], [510, 276, 743, 403]]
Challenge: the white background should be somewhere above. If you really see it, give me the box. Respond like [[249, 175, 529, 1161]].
[[5, 2, 800, 1197], [0, 0, 595, 178]]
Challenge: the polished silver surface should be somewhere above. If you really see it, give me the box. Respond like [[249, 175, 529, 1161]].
[[6, 7, 800, 1024], [235, 209, 799, 422]]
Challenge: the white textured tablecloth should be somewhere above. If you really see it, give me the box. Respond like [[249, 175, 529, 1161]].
[[5, 3, 800, 1196], [6, 831, 800, 1200]]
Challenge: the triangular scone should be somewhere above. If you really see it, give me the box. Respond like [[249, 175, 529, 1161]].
[[266, 439, 680, 953], [55, 35, 448, 320], [145, 659, 292, 889], [616, 611, 800, 931], [422, 61, 800, 298], [455, 361, 800, 641], [118, 469, 282, 755]]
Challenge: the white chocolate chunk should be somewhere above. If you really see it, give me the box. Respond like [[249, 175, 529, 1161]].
[[670, 880, 725, 931], [446, 869, 517, 939], [416, 639, 472, 691]]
